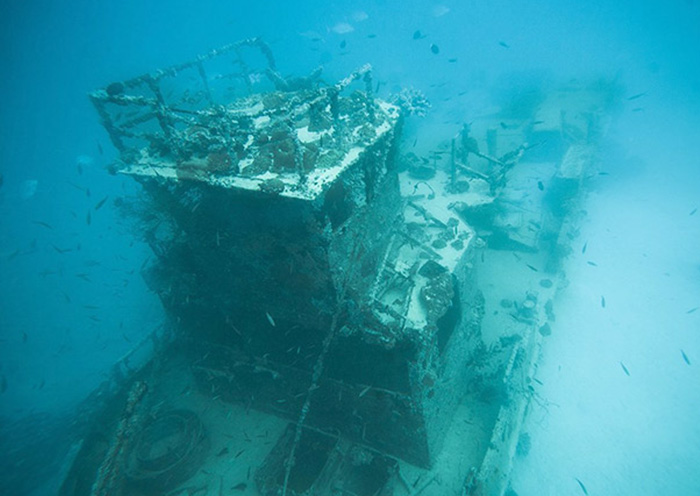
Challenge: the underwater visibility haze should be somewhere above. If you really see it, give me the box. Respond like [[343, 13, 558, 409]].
[[1, 1, 699, 495]]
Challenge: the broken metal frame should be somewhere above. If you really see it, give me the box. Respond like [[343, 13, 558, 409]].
[[90, 38, 276, 154], [90, 38, 376, 177]]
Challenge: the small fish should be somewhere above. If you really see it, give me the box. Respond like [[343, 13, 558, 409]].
[[97, 141, 104, 155], [216, 447, 229, 457], [432, 4, 450, 17], [52, 245, 72, 254], [22, 331, 28, 343], [339, 40, 346, 49], [265, 312, 276, 327], [574, 477, 589, 495], [690, 208, 697, 216], [232, 482, 247, 491], [330, 22, 354, 34], [687, 307, 699, 314], [681, 350, 691, 365], [412, 30, 425, 40], [620, 362, 630, 376], [86, 188, 91, 198], [598, 171, 610, 176], [352, 11, 368, 22], [77, 163, 83, 175], [582, 241, 588, 254], [94, 196, 109, 210], [537, 181, 544, 191], [448, 57, 457, 63], [367, 33, 377, 39], [32, 221, 53, 230], [627, 91, 647, 100], [526, 264, 539, 272], [430, 44, 439, 54], [601, 296, 606, 308], [234, 449, 245, 458], [587, 261, 598, 267], [498, 41, 510, 48], [86, 211, 92, 225], [632, 107, 644, 112]]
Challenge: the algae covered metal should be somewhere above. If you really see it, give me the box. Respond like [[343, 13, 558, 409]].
[[62, 39, 618, 496]]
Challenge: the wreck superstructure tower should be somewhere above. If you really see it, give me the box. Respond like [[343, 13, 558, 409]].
[[90, 39, 482, 473]]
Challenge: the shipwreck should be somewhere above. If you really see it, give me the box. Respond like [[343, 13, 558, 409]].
[[58, 39, 617, 496]]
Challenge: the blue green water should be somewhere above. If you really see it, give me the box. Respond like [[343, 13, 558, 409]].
[[1, 1, 699, 494]]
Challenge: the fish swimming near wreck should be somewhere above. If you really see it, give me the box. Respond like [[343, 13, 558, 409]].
[[32, 220, 53, 230], [330, 22, 354, 34], [681, 350, 691, 365], [575, 477, 589, 495], [94, 196, 109, 210], [620, 362, 630, 376], [627, 91, 647, 100]]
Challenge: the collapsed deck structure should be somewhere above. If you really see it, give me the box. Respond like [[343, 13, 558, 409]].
[[60, 40, 618, 496]]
